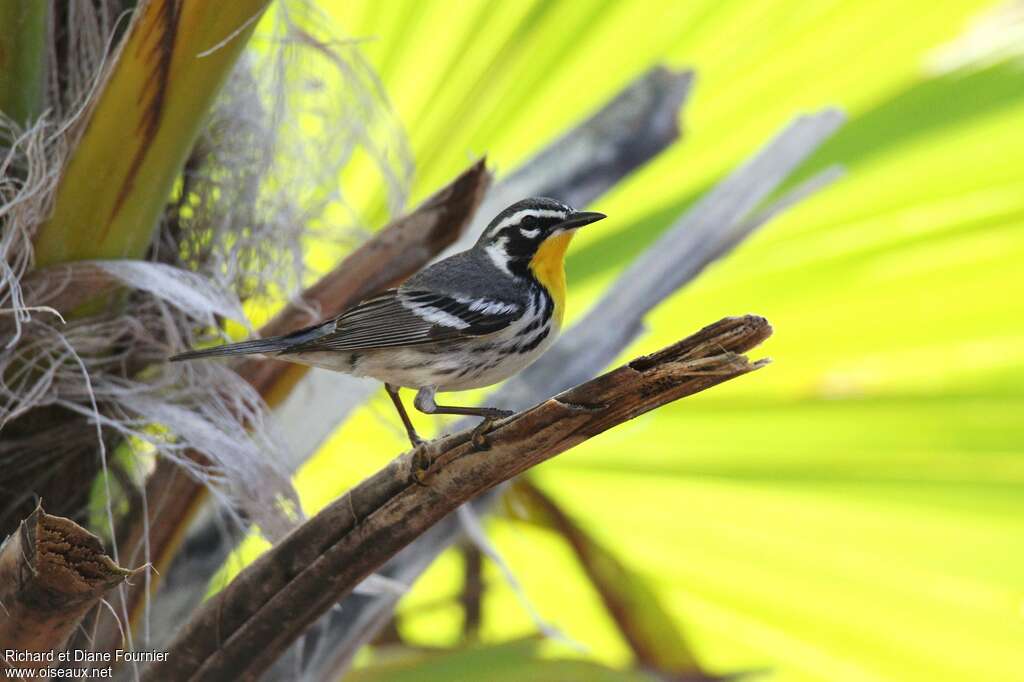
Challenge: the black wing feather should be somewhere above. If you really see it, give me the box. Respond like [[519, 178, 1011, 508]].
[[279, 289, 521, 355]]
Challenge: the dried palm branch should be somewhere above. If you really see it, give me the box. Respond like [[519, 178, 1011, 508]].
[[146, 315, 772, 682]]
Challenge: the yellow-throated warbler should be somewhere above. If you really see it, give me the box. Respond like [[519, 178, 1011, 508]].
[[171, 197, 605, 447]]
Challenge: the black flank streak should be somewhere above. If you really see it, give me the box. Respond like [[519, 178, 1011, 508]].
[[520, 318, 543, 335], [517, 328, 550, 354]]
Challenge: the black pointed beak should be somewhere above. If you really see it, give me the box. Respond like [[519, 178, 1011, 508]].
[[558, 211, 606, 230]]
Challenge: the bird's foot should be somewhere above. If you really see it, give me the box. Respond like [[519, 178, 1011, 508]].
[[471, 422, 491, 450], [410, 444, 432, 486], [471, 411, 512, 450]]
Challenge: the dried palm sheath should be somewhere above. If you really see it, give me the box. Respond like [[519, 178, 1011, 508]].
[[0, 503, 134, 665]]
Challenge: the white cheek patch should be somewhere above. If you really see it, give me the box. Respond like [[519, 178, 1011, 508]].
[[485, 238, 513, 276], [519, 227, 540, 239]]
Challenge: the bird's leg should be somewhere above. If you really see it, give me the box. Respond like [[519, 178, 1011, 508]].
[[386, 384, 432, 485], [414, 386, 513, 450], [385, 383, 425, 447]]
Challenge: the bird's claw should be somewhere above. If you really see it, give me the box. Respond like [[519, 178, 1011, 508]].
[[410, 445, 432, 486], [471, 409, 512, 450], [471, 419, 495, 450]]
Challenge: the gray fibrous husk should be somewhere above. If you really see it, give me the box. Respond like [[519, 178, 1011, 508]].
[[163, 1, 413, 303], [0, 0, 413, 544]]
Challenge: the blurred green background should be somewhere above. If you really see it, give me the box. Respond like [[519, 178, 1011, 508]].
[[263, 1, 1024, 680]]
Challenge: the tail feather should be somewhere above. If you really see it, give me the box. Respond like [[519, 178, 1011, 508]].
[[169, 336, 298, 362]]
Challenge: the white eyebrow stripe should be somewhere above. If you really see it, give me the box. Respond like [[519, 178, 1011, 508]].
[[488, 208, 568, 235]]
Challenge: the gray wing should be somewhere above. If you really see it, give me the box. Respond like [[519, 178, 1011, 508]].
[[279, 288, 523, 354]]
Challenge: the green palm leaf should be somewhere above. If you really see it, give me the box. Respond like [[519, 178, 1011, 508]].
[[302, 2, 1024, 681]]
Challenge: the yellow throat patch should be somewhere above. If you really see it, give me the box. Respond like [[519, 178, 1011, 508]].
[[528, 231, 574, 327]]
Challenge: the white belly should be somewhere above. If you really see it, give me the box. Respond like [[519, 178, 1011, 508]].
[[442, 327, 557, 390]]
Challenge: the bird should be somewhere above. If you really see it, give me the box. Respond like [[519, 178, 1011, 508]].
[[170, 197, 605, 471]]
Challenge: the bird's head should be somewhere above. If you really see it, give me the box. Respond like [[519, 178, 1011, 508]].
[[475, 197, 605, 278]]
